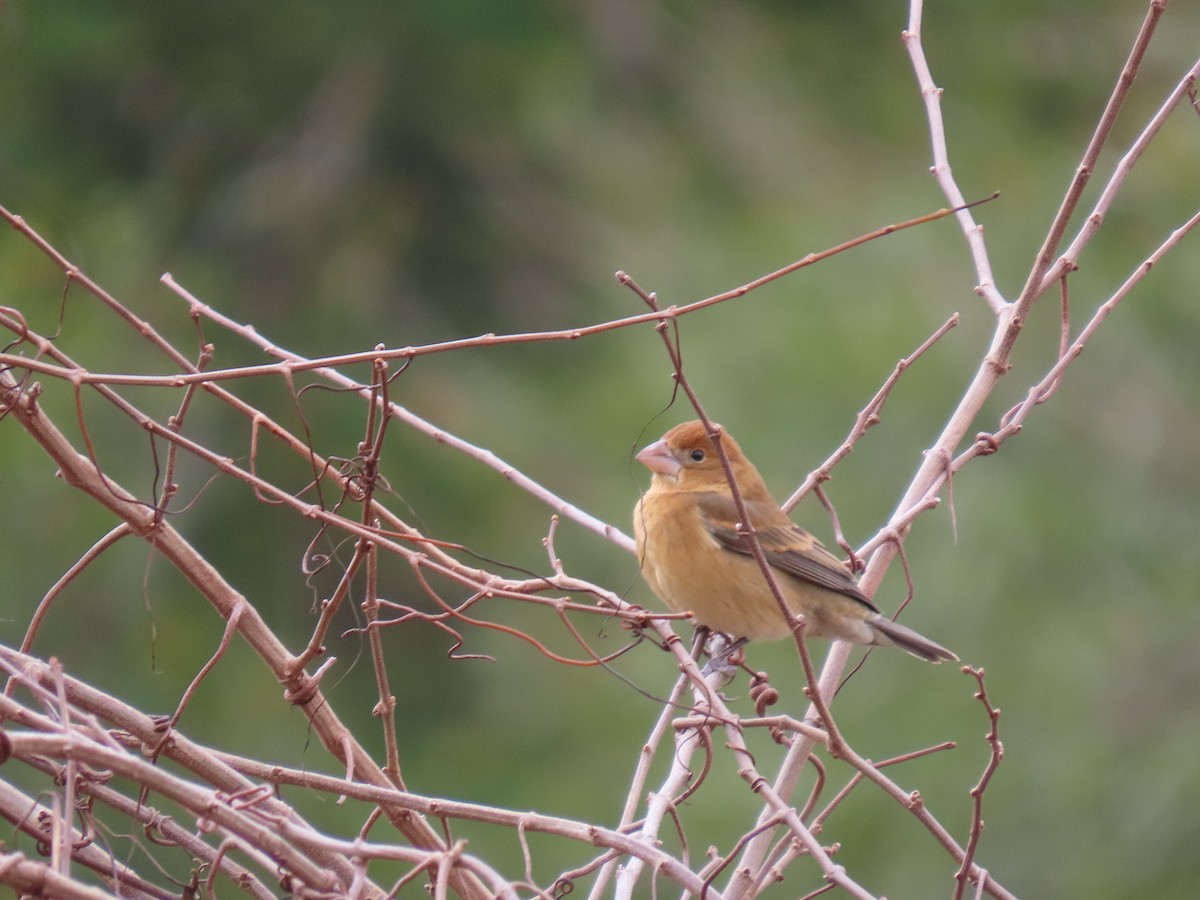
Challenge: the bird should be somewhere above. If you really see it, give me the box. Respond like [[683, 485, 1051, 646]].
[[633, 420, 958, 663]]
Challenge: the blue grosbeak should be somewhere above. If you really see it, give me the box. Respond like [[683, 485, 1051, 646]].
[[634, 420, 957, 663]]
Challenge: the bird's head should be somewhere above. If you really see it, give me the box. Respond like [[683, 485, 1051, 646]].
[[635, 420, 750, 488]]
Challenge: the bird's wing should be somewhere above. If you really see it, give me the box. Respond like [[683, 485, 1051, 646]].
[[696, 491, 878, 611]]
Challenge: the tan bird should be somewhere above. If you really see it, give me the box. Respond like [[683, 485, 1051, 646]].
[[633, 420, 958, 663]]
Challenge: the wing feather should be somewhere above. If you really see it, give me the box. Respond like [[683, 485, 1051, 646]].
[[696, 491, 878, 612]]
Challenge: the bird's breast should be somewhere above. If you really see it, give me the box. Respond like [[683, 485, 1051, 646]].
[[635, 488, 797, 639]]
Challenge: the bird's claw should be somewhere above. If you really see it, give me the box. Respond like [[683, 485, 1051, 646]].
[[701, 653, 739, 679]]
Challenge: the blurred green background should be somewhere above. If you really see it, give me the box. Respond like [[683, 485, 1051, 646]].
[[2, 2, 1199, 897]]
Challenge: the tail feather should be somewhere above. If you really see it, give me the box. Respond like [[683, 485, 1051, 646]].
[[867, 614, 959, 664]]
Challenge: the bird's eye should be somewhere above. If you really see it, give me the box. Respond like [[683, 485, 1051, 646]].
[[689, 448, 705, 462]]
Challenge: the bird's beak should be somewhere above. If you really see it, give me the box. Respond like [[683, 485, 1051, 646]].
[[636, 439, 682, 478]]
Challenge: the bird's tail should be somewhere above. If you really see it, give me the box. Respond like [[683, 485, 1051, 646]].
[[867, 614, 959, 664]]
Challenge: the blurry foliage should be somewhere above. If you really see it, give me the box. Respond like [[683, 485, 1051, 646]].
[[2, 1, 1199, 897]]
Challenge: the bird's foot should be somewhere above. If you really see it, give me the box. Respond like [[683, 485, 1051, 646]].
[[701, 653, 739, 679], [702, 633, 747, 676]]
